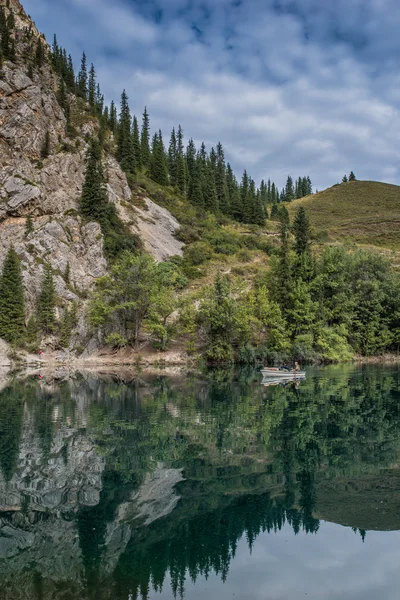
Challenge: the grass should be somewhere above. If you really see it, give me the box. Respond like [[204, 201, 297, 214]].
[[287, 180, 400, 251]]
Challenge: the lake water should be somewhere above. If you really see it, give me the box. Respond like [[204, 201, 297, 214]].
[[1, 365, 400, 599]]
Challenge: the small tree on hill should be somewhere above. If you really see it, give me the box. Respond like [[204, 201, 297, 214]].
[[0, 246, 25, 345], [293, 206, 311, 256], [38, 263, 57, 334], [25, 214, 34, 236], [41, 131, 51, 159], [349, 171, 356, 181], [342, 174, 348, 183]]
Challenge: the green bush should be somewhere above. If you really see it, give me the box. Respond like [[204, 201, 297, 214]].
[[206, 230, 242, 255], [105, 333, 128, 349], [184, 242, 213, 266]]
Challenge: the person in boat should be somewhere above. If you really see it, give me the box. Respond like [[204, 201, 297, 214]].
[[294, 361, 301, 372], [279, 364, 290, 372]]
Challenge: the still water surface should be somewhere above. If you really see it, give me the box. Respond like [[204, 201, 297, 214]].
[[1, 366, 400, 599]]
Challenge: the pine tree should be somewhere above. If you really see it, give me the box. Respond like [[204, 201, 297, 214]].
[[117, 90, 133, 173], [132, 115, 142, 172], [175, 126, 186, 195], [26, 315, 38, 347], [66, 54, 75, 89], [57, 78, 67, 112], [141, 106, 151, 169], [41, 131, 51, 159], [59, 307, 72, 348], [285, 176, 295, 202], [188, 155, 203, 208], [203, 159, 218, 213], [293, 206, 311, 256], [349, 171, 356, 181], [38, 264, 57, 335], [88, 63, 96, 109], [77, 52, 88, 99], [0, 246, 25, 344], [186, 138, 196, 184], [150, 131, 168, 186], [342, 174, 348, 183], [109, 100, 118, 133], [241, 170, 251, 223], [80, 138, 109, 227], [25, 214, 34, 237], [168, 127, 178, 186], [253, 189, 265, 226], [177, 153, 187, 196], [64, 261, 70, 284], [216, 142, 228, 214], [34, 37, 44, 68]]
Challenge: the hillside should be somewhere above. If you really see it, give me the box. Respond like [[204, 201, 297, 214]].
[[287, 180, 400, 252]]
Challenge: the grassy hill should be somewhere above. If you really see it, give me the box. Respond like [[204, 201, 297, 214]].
[[287, 180, 400, 253]]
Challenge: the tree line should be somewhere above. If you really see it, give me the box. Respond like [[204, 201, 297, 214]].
[[0, 245, 77, 350], [14, 20, 314, 227]]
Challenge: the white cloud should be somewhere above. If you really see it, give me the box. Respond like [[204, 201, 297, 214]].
[[21, 0, 400, 189]]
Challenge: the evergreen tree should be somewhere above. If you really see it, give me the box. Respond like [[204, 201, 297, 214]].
[[0, 246, 25, 344], [188, 155, 203, 208], [77, 52, 88, 99], [25, 214, 34, 237], [117, 90, 133, 173], [252, 189, 265, 226], [293, 206, 311, 256], [66, 54, 75, 89], [80, 138, 109, 226], [216, 142, 229, 214], [64, 261, 70, 284], [176, 125, 186, 194], [342, 174, 348, 183], [141, 106, 151, 169], [26, 315, 38, 347], [59, 307, 72, 348], [132, 115, 142, 172], [109, 100, 118, 133], [38, 264, 57, 335], [349, 171, 356, 181], [270, 202, 279, 220], [57, 78, 68, 112], [241, 170, 251, 223], [41, 131, 51, 158], [168, 127, 178, 186], [226, 163, 238, 217], [177, 153, 187, 196], [285, 176, 295, 202], [88, 63, 96, 109], [186, 138, 197, 184], [150, 131, 168, 186], [95, 84, 104, 116], [34, 37, 45, 68], [203, 159, 218, 212]]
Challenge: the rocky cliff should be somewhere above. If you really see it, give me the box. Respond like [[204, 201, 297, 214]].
[[0, 0, 183, 350]]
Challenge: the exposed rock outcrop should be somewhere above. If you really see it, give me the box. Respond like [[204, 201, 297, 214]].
[[0, 3, 183, 350]]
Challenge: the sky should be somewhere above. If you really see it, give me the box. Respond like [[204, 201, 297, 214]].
[[22, 0, 400, 191]]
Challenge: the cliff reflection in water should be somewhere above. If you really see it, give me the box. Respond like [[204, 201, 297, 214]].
[[0, 366, 400, 599]]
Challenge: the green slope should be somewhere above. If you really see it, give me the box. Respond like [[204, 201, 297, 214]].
[[287, 180, 400, 251]]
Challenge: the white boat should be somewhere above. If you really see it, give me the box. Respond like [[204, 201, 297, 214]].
[[261, 368, 306, 378]]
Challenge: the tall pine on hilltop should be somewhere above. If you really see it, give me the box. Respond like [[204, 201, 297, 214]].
[[0, 246, 25, 345]]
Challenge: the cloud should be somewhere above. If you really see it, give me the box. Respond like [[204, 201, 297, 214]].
[[22, 0, 400, 189]]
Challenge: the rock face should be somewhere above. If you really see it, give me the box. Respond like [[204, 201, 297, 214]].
[[0, 3, 183, 349]]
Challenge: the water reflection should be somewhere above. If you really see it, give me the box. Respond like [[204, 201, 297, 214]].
[[0, 366, 400, 599]]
